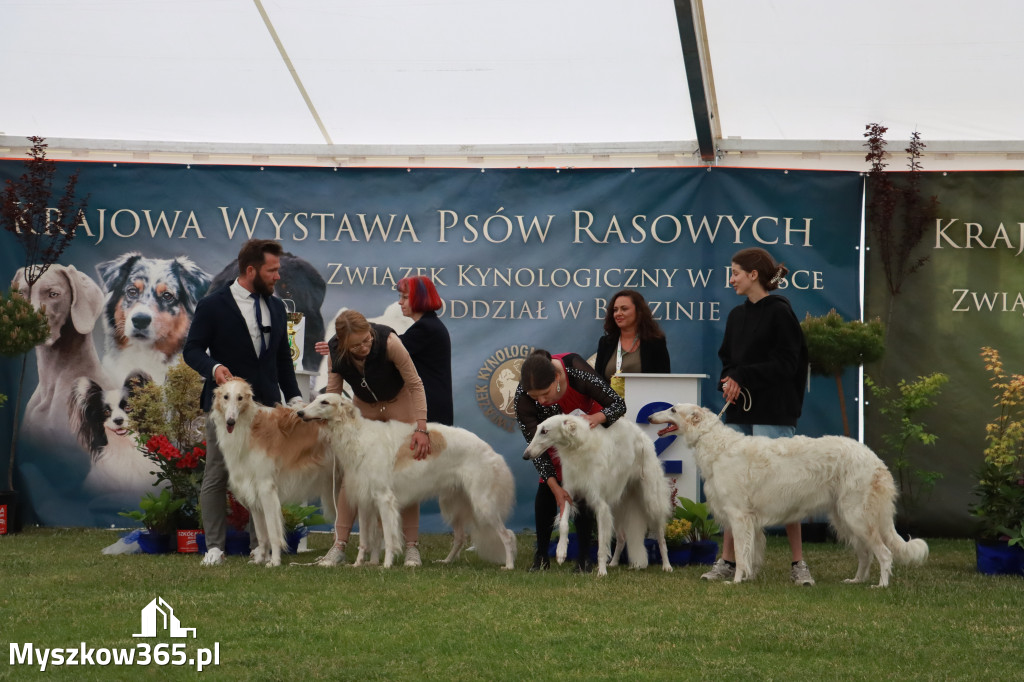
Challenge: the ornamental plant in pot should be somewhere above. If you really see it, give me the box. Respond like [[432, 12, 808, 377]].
[[661, 515, 693, 566], [675, 496, 722, 565], [122, 360, 206, 552], [282, 503, 327, 554], [801, 309, 885, 437], [126, 361, 206, 527], [971, 347, 1024, 576], [118, 488, 185, 553], [864, 372, 948, 523]]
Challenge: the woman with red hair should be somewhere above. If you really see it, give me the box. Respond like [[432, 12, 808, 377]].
[[397, 276, 453, 426]]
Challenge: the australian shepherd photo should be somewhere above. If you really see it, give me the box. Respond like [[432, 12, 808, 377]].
[[95, 251, 211, 385], [209, 379, 337, 567], [648, 403, 929, 587], [296, 391, 518, 569], [523, 414, 674, 577]]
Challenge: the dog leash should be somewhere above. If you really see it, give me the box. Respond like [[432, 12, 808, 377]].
[[717, 387, 752, 419]]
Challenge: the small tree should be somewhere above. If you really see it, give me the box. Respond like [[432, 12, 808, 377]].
[[1, 136, 89, 491], [864, 124, 940, 332], [864, 373, 948, 513], [0, 287, 51, 411], [801, 309, 885, 437]]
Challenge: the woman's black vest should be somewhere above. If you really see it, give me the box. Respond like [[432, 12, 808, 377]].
[[329, 323, 405, 403]]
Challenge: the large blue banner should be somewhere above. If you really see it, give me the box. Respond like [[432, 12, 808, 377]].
[[0, 162, 862, 531]]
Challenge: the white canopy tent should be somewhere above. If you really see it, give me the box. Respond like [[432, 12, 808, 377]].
[[2, 0, 1023, 170]]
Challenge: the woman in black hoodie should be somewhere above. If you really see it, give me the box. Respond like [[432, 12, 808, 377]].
[[701, 247, 815, 586]]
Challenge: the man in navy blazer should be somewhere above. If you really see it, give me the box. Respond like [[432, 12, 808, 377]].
[[184, 239, 302, 565]]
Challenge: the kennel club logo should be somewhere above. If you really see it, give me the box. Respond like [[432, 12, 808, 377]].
[[9, 597, 220, 672], [476, 344, 533, 431]]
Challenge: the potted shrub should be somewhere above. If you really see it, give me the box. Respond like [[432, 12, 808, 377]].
[[675, 496, 721, 565], [118, 488, 185, 553], [661, 514, 693, 566], [971, 347, 1024, 576], [864, 372, 948, 522], [801, 309, 885, 437], [124, 361, 206, 550], [282, 503, 327, 554]]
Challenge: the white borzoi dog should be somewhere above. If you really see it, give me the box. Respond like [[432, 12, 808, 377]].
[[523, 415, 673, 577], [648, 404, 929, 587], [210, 379, 337, 567], [296, 392, 518, 569]]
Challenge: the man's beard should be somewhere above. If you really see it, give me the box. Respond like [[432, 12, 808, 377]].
[[253, 275, 275, 296]]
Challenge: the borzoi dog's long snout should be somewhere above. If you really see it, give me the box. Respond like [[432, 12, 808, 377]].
[[648, 404, 704, 442], [213, 379, 254, 434], [295, 393, 354, 423], [523, 420, 576, 460]]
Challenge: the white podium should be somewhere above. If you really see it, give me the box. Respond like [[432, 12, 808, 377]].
[[619, 373, 708, 505], [294, 369, 319, 402]]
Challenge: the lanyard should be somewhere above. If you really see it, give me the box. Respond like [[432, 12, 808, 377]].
[[615, 335, 639, 374]]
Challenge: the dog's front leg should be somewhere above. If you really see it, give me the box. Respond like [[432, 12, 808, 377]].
[[249, 507, 269, 565], [352, 507, 372, 567], [555, 504, 572, 565], [257, 489, 286, 567]]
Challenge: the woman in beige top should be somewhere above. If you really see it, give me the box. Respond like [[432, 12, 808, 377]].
[[313, 310, 430, 567]]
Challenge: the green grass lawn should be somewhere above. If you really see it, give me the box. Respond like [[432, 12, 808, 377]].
[[2, 528, 1021, 681]]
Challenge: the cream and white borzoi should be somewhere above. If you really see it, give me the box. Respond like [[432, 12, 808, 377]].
[[296, 392, 518, 569], [648, 404, 929, 587], [523, 415, 673, 577], [210, 379, 337, 567]]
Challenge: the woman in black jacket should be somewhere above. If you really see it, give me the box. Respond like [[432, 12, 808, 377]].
[[397, 276, 453, 426], [702, 247, 814, 586], [594, 289, 670, 397]]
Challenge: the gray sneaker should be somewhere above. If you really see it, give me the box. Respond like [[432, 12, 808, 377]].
[[314, 542, 347, 567], [700, 558, 736, 581], [404, 545, 422, 567], [790, 560, 815, 586]]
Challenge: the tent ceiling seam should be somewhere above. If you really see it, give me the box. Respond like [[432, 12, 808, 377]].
[[253, 0, 334, 146]]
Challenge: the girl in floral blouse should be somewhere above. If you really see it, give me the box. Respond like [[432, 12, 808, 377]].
[[514, 349, 626, 572]]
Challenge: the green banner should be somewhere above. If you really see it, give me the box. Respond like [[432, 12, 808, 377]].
[[865, 170, 1024, 536]]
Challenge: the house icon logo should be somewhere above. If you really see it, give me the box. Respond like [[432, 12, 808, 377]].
[[133, 597, 197, 638]]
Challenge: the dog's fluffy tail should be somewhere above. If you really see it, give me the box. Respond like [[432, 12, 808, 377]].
[[462, 455, 517, 564], [888, 532, 929, 566], [869, 467, 929, 567]]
